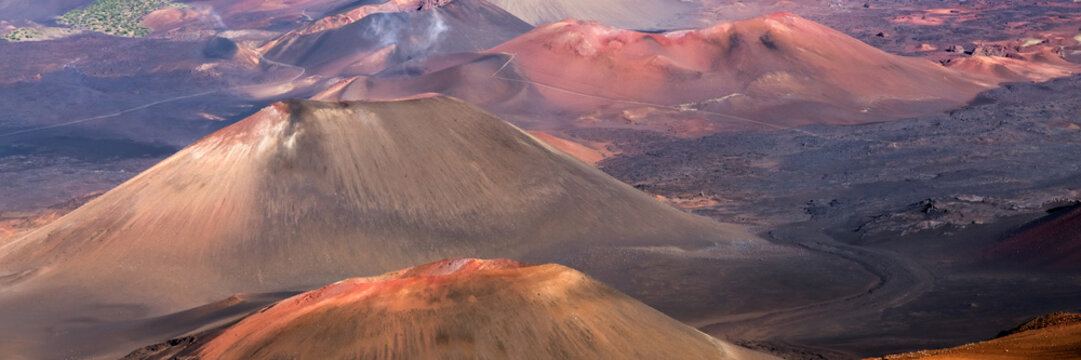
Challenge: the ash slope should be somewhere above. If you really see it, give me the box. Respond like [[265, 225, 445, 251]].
[[125, 258, 779, 360], [0, 96, 770, 359], [0, 96, 753, 303]]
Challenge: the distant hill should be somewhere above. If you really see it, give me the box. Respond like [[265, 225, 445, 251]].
[[259, 0, 531, 76], [489, 13, 993, 128], [326, 13, 994, 135]]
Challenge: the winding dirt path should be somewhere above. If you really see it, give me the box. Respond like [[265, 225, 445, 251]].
[[485, 54, 926, 358], [698, 222, 935, 359]]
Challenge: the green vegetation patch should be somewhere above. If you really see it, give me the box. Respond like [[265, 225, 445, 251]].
[[2, 27, 44, 41], [58, 0, 185, 37]]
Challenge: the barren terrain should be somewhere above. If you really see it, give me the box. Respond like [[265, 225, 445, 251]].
[[1, 1, 1080, 359], [596, 73, 1081, 358], [0, 97, 864, 359]]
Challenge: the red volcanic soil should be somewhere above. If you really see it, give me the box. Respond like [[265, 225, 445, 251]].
[[985, 204, 1081, 270], [867, 312, 1081, 360], [488, 12, 993, 128], [324, 13, 998, 135], [124, 258, 779, 360], [140, 7, 204, 31]]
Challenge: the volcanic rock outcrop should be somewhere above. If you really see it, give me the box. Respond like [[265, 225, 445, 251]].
[[124, 258, 780, 360]]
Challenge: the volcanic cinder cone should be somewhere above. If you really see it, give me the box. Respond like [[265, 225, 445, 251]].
[[311, 52, 547, 124], [0, 96, 754, 302], [259, 0, 531, 76], [487, 13, 994, 127], [0, 96, 771, 358], [329, 13, 997, 132], [123, 258, 780, 360]]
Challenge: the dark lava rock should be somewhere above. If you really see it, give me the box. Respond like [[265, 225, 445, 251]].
[[202, 36, 238, 59]]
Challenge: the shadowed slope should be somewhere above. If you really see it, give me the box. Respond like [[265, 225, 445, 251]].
[[124, 259, 780, 360], [986, 204, 1081, 270]]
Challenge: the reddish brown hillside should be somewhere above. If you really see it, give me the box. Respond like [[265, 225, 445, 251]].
[[488, 13, 993, 127], [259, 0, 531, 76], [867, 312, 1081, 360], [124, 259, 780, 360], [986, 204, 1081, 270], [331, 13, 997, 134]]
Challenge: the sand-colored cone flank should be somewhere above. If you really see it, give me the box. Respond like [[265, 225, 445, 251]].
[[0, 96, 754, 312]]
